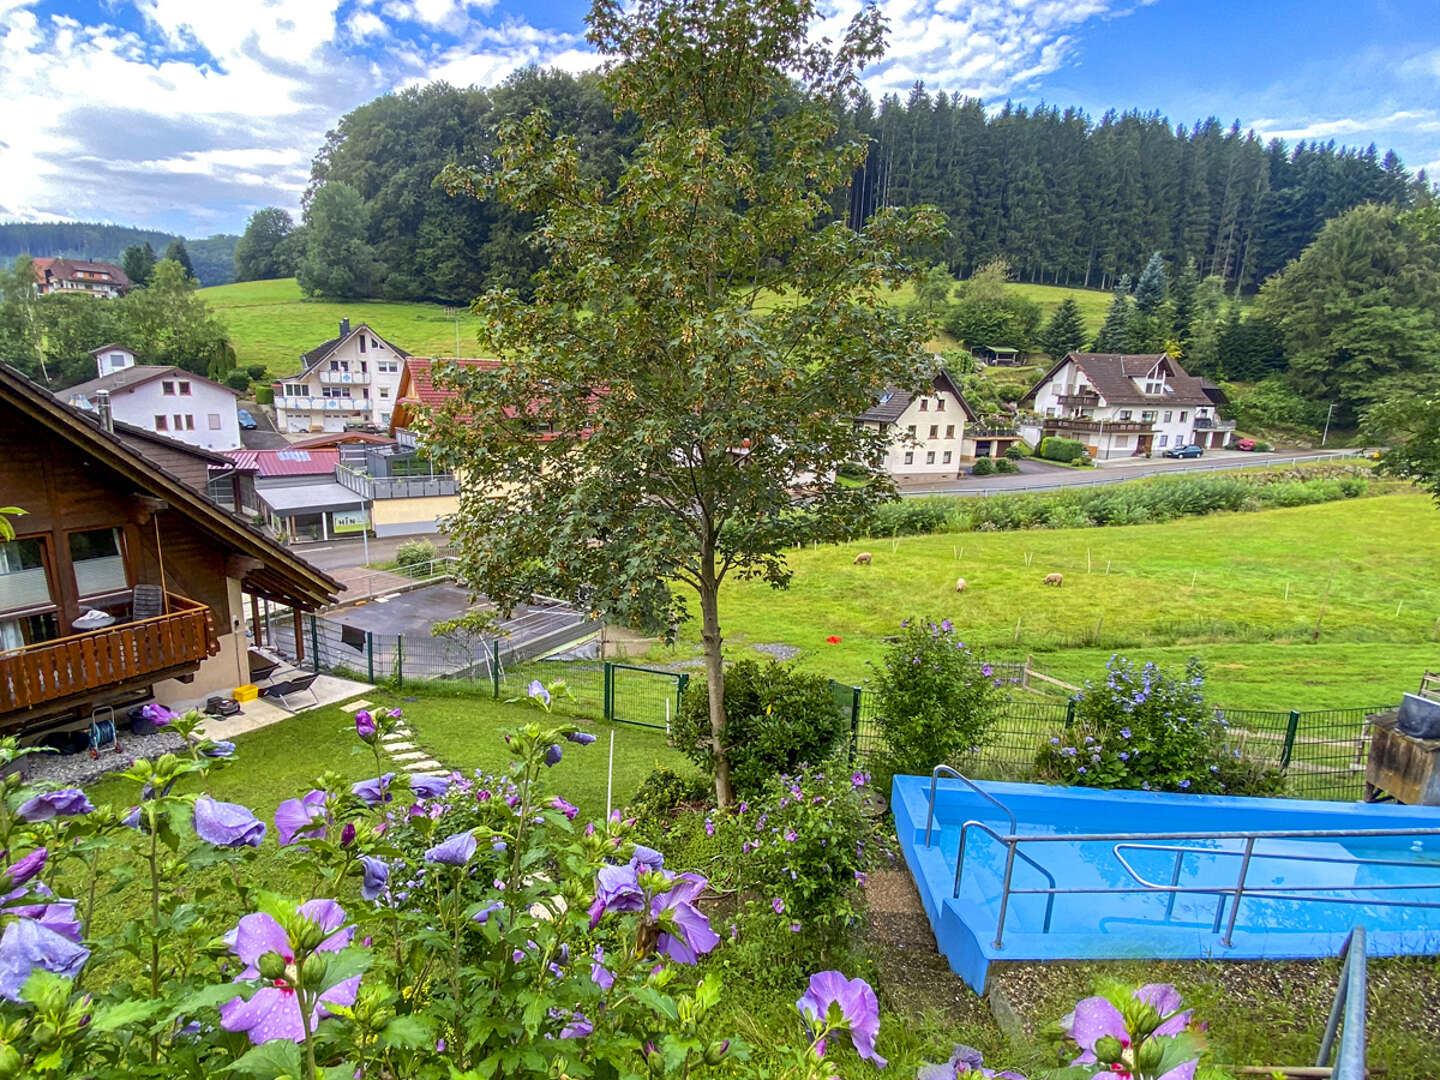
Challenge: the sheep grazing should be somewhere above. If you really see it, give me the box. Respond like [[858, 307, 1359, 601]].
[[853, 552, 872, 565], [955, 577, 967, 592], [1043, 572, 1064, 587]]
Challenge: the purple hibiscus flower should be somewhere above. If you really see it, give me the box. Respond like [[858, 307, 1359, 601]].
[[560, 1011, 593, 1038], [351, 773, 396, 807], [194, 796, 266, 848], [590, 946, 615, 990], [796, 970, 886, 1067], [0, 918, 90, 1002], [6, 899, 81, 943], [528, 680, 552, 706], [409, 774, 451, 800], [424, 831, 477, 866], [650, 873, 719, 964], [566, 730, 597, 745], [359, 857, 389, 901], [587, 863, 647, 927], [550, 797, 579, 821], [1063, 984, 1195, 1078], [17, 789, 94, 823], [274, 790, 328, 846], [219, 899, 362, 1045], [355, 710, 377, 743], [3, 848, 47, 890], [631, 844, 664, 869], [918, 1044, 1027, 1079], [771, 897, 785, 915], [543, 744, 564, 767], [202, 740, 236, 758]]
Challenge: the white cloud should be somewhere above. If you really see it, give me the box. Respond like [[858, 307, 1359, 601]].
[[1257, 109, 1440, 143]]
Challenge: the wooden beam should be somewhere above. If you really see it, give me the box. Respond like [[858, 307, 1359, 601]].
[[250, 593, 263, 647], [293, 608, 305, 663]]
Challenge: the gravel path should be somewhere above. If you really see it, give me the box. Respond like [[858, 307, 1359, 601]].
[[752, 642, 801, 662], [9, 730, 186, 788]]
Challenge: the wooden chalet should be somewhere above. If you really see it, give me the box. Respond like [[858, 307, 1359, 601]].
[[0, 364, 340, 733]]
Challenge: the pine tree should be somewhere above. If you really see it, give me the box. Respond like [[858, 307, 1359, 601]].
[[163, 239, 194, 279], [1170, 257, 1200, 343], [1038, 297, 1087, 359], [1134, 251, 1167, 314], [1093, 293, 1132, 352], [121, 242, 155, 287]]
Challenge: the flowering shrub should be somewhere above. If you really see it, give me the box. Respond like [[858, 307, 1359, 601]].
[[1033, 656, 1283, 796], [1050, 981, 1208, 1079], [870, 620, 1008, 781], [0, 706, 900, 1080], [671, 660, 849, 796]]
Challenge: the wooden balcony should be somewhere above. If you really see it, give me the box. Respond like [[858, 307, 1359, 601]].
[[1056, 392, 1100, 407], [1042, 417, 1152, 435], [1, 593, 218, 717]]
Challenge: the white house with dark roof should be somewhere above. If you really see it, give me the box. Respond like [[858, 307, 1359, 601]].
[[1020, 352, 1234, 460], [272, 319, 410, 434], [31, 258, 132, 298], [65, 363, 243, 451], [856, 369, 1018, 481]]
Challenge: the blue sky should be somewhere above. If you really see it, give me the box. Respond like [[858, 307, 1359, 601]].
[[1, 0, 1437, 237]]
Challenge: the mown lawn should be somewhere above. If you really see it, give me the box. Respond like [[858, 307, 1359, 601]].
[[649, 494, 1440, 710], [1002, 281, 1114, 337]]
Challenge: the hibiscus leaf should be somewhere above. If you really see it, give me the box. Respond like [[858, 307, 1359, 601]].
[[318, 945, 373, 994], [165, 981, 256, 1024], [90, 997, 167, 1033], [378, 1014, 433, 1049], [226, 1039, 303, 1080], [634, 986, 679, 1022]]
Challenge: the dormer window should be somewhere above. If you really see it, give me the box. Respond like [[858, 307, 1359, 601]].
[[936, 398, 945, 412]]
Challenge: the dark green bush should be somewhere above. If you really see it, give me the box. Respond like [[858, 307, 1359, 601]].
[[395, 538, 438, 571], [971, 456, 994, 476], [224, 370, 252, 391], [868, 497, 956, 536], [1253, 441, 1271, 452], [671, 660, 848, 796], [254, 386, 275, 405], [1039, 436, 1087, 462], [992, 457, 1018, 474], [245, 362, 268, 381], [627, 767, 713, 839], [836, 461, 868, 481], [1005, 443, 1024, 460]]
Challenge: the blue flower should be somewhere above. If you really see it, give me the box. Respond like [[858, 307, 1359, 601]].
[[1178, 779, 1191, 790], [1119, 728, 1132, 739]]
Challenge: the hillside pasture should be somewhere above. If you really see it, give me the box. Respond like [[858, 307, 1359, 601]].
[[661, 495, 1440, 710]]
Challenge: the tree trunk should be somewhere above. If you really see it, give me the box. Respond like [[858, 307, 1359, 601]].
[[697, 567, 733, 807]]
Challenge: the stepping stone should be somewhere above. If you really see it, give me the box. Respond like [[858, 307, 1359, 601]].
[[339, 699, 374, 713], [391, 750, 427, 762], [381, 732, 409, 742], [385, 741, 416, 752], [404, 758, 444, 772]]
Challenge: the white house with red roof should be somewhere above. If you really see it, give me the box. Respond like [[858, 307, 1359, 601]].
[[272, 320, 410, 434], [32, 258, 132, 298]]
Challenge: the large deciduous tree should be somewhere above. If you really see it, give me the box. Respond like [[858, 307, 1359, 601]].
[[234, 207, 297, 281], [1258, 202, 1440, 421], [296, 182, 380, 298], [1369, 393, 1440, 504], [425, 0, 944, 805]]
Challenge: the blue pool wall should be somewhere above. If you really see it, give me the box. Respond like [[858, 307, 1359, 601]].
[[893, 774, 1440, 992]]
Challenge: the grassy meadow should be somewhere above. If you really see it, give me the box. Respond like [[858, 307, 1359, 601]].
[[648, 494, 1440, 710], [1004, 280, 1114, 335]]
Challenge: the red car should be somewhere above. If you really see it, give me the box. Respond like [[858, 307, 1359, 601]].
[[1233, 437, 1256, 451]]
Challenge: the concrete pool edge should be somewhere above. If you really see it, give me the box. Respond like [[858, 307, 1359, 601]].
[[892, 774, 1440, 992]]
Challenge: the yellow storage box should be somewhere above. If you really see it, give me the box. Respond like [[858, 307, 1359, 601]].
[[233, 684, 260, 703]]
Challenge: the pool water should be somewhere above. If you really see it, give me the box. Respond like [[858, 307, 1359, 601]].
[[894, 776, 1440, 991]]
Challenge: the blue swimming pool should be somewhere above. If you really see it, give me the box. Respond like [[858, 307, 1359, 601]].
[[893, 773, 1440, 992]]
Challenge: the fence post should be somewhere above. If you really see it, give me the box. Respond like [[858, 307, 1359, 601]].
[[366, 632, 374, 684], [396, 634, 404, 689], [604, 662, 614, 723], [310, 616, 320, 674], [675, 672, 689, 721], [1281, 710, 1301, 769], [850, 686, 863, 763], [492, 640, 500, 699]]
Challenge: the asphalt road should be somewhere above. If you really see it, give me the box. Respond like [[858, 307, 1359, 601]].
[[896, 448, 1361, 497]]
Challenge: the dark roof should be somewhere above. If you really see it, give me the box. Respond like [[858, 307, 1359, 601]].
[[1022, 353, 1212, 407], [282, 322, 412, 379], [289, 432, 397, 449], [858, 369, 979, 424], [0, 363, 339, 610], [87, 343, 131, 356], [32, 258, 132, 288], [65, 365, 241, 401]]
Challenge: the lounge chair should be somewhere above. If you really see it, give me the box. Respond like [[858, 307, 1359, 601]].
[[247, 648, 283, 684], [259, 672, 321, 712]]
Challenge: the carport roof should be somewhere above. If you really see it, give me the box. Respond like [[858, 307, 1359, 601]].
[[258, 481, 368, 516]]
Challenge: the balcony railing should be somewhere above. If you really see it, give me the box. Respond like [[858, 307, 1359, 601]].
[[1, 593, 216, 714], [318, 370, 371, 386], [1056, 392, 1100, 407], [1043, 418, 1153, 435], [1193, 416, 1236, 430], [968, 424, 1020, 438]]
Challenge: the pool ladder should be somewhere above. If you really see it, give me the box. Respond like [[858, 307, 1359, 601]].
[[922, 765, 1440, 949]]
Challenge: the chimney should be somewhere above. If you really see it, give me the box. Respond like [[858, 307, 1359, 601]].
[[339, 317, 351, 339], [95, 389, 114, 433]]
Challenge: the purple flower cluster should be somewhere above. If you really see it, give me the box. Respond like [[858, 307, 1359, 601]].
[[587, 849, 719, 965]]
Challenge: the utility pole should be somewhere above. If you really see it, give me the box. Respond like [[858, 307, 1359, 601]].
[[358, 501, 371, 565], [1322, 403, 1336, 447]]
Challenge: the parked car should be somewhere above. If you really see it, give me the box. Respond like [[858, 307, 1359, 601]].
[[236, 409, 258, 430], [1233, 437, 1256, 451], [1162, 443, 1204, 459]]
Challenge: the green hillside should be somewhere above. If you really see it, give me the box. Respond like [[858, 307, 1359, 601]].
[[199, 278, 484, 374], [1004, 281, 1113, 337]]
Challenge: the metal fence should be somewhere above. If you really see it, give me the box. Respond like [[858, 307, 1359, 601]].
[[842, 682, 1383, 801]]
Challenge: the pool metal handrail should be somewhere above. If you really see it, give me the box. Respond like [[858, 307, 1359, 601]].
[[1316, 926, 1367, 1080], [924, 765, 1017, 846], [953, 819, 1056, 942]]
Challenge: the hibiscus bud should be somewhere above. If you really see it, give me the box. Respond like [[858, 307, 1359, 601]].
[[341, 823, 356, 848], [295, 919, 328, 952], [704, 1039, 731, 1065], [1094, 1035, 1125, 1063], [1136, 1038, 1164, 1072], [644, 1042, 665, 1077], [257, 951, 288, 981], [1131, 1003, 1161, 1038], [31, 1022, 58, 1049], [300, 954, 329, 991], [0, 1044, 19, 1080]]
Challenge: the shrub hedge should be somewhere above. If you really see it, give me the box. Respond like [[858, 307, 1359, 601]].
[[1038, 436, 1087, 462]]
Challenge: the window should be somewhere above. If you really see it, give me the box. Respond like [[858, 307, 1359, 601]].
[[1118, 410, 1133, 421], [945, 425, 955, 439], [1163, 411, 1173, 423], [379, 387, 390, 399], [1141, 410, 1157, 422], [377, 360, 399, 373], [942, 451, 952, 463], [172, 414, 184, 429], [919, 398, 928, 411], [903, 451, 914, 465], [162, 381, 175, 395], [1115, 435, 1129, 448], [906, 425, 916, 437], [370, 337, 379, 349], [936, 398, 945, 411], [0, 537, 54, 622], [108, 352, 126, 369], [1180, 411, 1189, 422], [929, 425, 938, 439], [184, 415, 195, 430], [285, 384, 308, 397], [358, 337, 367, 353], [208, 413, 221, 430], [1158, 434, 1169, 447], [178, 381, 192, 396], [154, 415, 168, 431], [323, 387, 348, 399], [70, 528, 127, 598], [926, 451, 936, 464]]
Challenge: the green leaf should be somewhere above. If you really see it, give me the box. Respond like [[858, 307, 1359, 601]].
[[318, 946, 373, 995], [166, 981, 254, 1024], [226, 1039, 303, 1080], [633, 986, 679, 1022], [378, 1013, 433, 1050], [90, 996, 167, 1033]]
